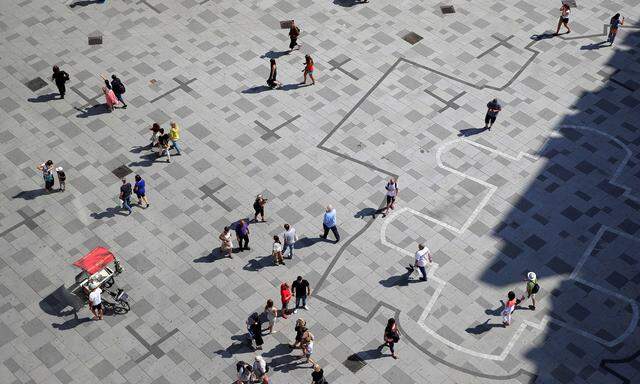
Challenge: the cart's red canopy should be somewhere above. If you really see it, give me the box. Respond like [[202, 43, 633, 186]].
[[73, 247, 115, 275]]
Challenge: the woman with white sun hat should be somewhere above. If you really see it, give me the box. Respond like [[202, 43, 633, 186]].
[[523, 272, 540, 310]]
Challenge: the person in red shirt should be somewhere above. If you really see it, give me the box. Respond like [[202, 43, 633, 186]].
[[280, 282, 292, 319], [502, 291, 524, 326]]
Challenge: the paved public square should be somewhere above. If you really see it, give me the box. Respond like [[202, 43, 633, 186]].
[[1, 0, 640, 383]]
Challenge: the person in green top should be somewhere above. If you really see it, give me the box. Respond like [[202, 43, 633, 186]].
[[523, 272, 539, 310]]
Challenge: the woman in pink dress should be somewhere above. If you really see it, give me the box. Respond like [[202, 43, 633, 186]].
[[102, 86, 118, 111]]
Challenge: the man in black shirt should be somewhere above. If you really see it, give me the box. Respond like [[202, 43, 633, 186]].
[[292, 275, 311, 313], [119, 178, 133, 215], [51, 65, 70, 99], [157, 129, 171, 163]]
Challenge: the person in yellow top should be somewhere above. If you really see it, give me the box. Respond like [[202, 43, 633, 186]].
[[169, 121, 181, 155]]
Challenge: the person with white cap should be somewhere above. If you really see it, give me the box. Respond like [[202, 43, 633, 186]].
[[522, 272, 539, 310], [88, 281, 103, 320], [55, 167, 66, 191]]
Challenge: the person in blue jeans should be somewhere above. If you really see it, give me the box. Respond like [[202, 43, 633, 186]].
[[319, 205, 340, 242], [283, 223, 297, 259], [119, 178, 133, 215], [292, 276, 311, 313]]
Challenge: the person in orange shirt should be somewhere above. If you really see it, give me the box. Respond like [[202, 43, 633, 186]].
[[502, 291, 524, 326], [302, 55, 315, 85]]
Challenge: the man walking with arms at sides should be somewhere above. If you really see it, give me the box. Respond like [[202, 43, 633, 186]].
[[407, 243, 432, 281], [292, 276, 311, 313], [283, 223, 297, 259], [320, 205, 340, 242], [484, 98, 502, 130]]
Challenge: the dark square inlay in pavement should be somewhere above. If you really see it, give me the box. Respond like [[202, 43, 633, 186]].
[[88, 34, 103, 46], [402, 32, 423, 45], [112, 165, 133, 179], [344, 354, 367, 373], [441, 5, 455, 14], [25, 77, 48, 92]]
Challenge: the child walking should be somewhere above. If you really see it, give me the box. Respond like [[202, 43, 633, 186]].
[[55, 167, 66, 191]]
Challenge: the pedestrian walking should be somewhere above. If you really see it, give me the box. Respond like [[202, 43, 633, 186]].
[[101, 85, 118, 112], [101, 74, 127, 108], [133, 175, 149, 208], [169, 121, 182, 155], [381, 318, 400, 359], [289, 20, 300, 51], [280, 282, 292, 319], [250, 314, 264, 350], [282, 223, 297, 259], [382, 178, 399, 217], [302, 55, 315, 85], [484, 98, 502, 130], [320, 205, 340, 242], [119, 178, 133, 215], [608, 13, 624, 45], [88, 282, 104, 320], [521, 272, 539, 310], [501, 291, 524, 326], [219, 226, 233, 258], [555, 4, 571, 35], [407, 243, 432, 281], [300, 331, 316, 365], [51, 65, 69, 99], [149, 123, 161, 147], [289, 318, 307, 349], [272, 235, 284, 265], [235, 219, 250, 251], [292, 275, 311, 313], [311, 364, 326, 384], [37, 160, 55, 192], [55, 167, 66, 191], [236, 361, 253, 384], [252, 356, 268, 382], [267, 59, 282, 89], [157, 129, 171, 162], [253, 195, 267, 222], [264, 299, 278, 334]]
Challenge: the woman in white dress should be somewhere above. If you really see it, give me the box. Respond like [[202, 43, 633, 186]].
[[219, 226, 233, 258]]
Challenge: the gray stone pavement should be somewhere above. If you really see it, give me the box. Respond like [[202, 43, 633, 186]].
[[1, 0, 640, 383]]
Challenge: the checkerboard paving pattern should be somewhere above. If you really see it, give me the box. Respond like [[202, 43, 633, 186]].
[[1, 0, 640, 384]]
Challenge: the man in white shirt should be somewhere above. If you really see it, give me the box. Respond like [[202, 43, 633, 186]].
[[408, 243, 432, 281], [283, 223, 297, 259], [88, 283, 104, 320]]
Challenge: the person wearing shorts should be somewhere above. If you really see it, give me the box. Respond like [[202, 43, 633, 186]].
[[301, 331, 315, 365], [253, 194, 267, 222], [522, 271, 539, 310], [383, 178, 398, 217], [484, 98, 501, 130], [302, 55, 315, 85], [288, 21, 300, 51], [88, 283, 103, 320], [555, 4, 571, 35]]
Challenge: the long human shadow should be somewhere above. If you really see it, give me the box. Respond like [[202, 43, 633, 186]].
[[333, 0, 367, 7], [465, 319, 505, 335], [479, 29, 640, 382], [243, 255, 277, 271], [128, 152, 162, 168], [13, 188, 53, 200], [260, 50, 289, 59], [581, 41, 610, 50], [70, 0, 105, 7], [193, 248, 229, 263], [75, 104, 110, 118], [27, 93, 58, 103], [242, 85, 272, 94], [458, 127, 488, 137]]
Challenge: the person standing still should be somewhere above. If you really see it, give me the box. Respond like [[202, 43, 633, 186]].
[[320, 205, 340, 242], [272, 235, 284, 265], [220, 226, 233, 258], [235, 219, 250, 251], [407, 243, 432, 281], [289, 21, 300, 51], [267, 59, 281, 89], [311, 364, 326, 384], [253, 195, 267, 222], [484, 98, 502, 130], [280, 282, 292, 319], [37, 160, 55, 192], [149, 123, 161, 148], [88, 283, 104, 320], [264, 299, 278, 334], [133, 174, 149, 208], [383, 178, 399, 217], [282, 223, 297, 259], [292, 276, 311, 313], [55, 167, 66, 191], [51, 65, 69, 99], [522, 272, 540, 310], [119, 178, 133, 215], [381, 318, 400, 359], [555, 4, 571, 35], [169, 121, 182, 155], [608, 13, 624, 45]]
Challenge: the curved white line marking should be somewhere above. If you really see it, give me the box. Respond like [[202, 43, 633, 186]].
[[381, 125, 639, 361]]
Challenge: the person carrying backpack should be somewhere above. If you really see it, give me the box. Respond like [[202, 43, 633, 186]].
[[101, 73, 127, 109], [521, 272, 539, 310]]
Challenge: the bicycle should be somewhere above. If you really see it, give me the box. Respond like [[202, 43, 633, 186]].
[[102, 288, 130, 314]]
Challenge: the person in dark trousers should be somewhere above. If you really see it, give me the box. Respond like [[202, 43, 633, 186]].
[[101, 74, 127, 108], [289, 21, 300, 51], [51, 65, 69, 99], [119, 178, 133, 215], [250, 315, 264, 350], [292, 276, 311, 313], [235, 219, 250, 251], [320, 205, 339, 242], [267, 59, 281, 89], [555, 4, 571, 35], [608, 13, 624, 45], [55, 167, 66, 191], [253, 195, 267, 222], [157, 129, 171, 162], [37, 160, 55, 192], [381, 318, 400, 359], [311, 364, 326, 384], [484, 98, 502, 130]]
